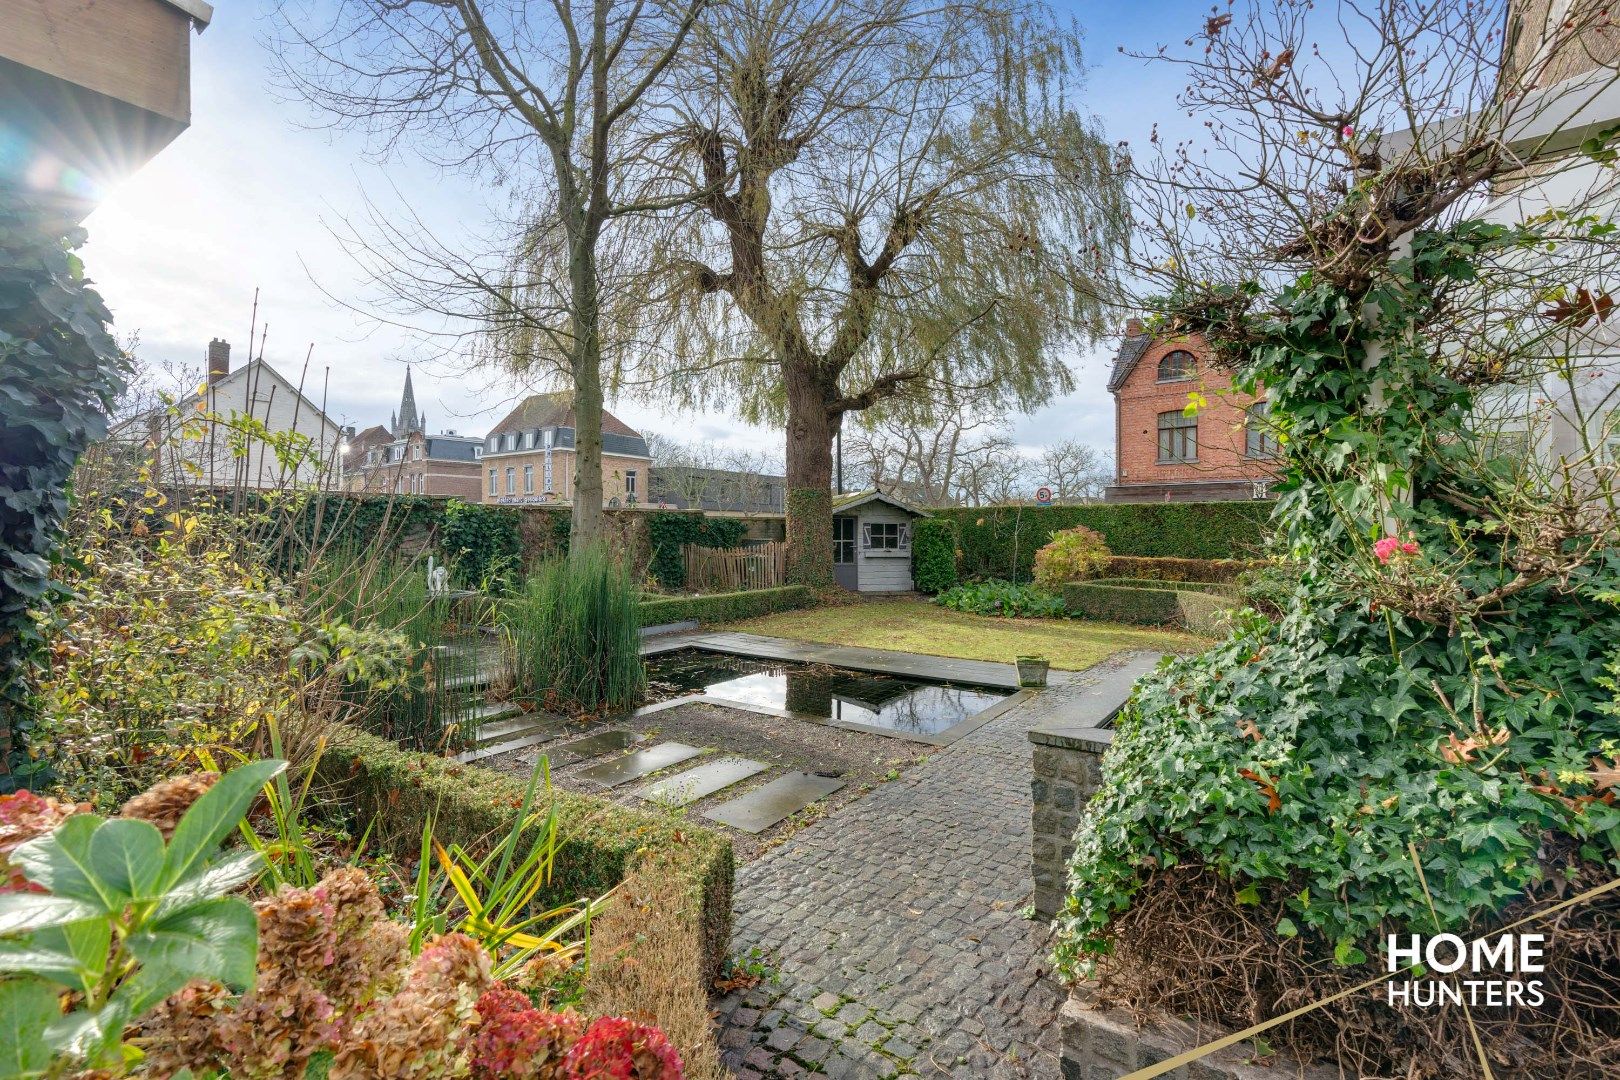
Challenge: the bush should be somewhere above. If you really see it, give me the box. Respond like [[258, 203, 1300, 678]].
[[1101, 556, 1264, 583], [910, 518, 960, 594], [315, 725, 733, 1077], [1061, 580, 1238, 630], [935, 502, 1271, 582], [645, 512, 749, 589], [1234, 561, 1301, 616], [934, 579, 1066, 618], [506, 545, 645, 714], [638, 585, 816, 626], [1032, 525, 1111, 588]]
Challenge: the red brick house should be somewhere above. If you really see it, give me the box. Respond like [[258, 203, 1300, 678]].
[[1104, 321, 1278, 503]]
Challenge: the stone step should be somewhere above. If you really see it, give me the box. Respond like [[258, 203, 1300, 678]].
[[639, 757, 770, 807], [454, 720, 571, 764], [702, 772, 845, 834], [470, 711, 549, 746], [458, 701, 524, 727], [575, 741, 704, 788], [549, 729, 643, 765]]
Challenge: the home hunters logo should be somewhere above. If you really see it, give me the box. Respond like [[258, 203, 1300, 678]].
[[1385, 933, 1547, 1008]]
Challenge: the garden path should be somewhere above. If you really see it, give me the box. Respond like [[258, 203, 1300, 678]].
[[713, 652, 1161, 1079]]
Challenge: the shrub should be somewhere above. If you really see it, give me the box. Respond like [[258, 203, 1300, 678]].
[[1060, 580, 1238, 630], [910, 518, 959, 594], [1101, 556, 1264, 583], [1234, 561, 1301, 617], [638, 586, 816, 627], [935, 502, 1271, 582], [506, 545, 645, 714], [1032, 525, 1112, 588], [934, 579, 1066, 618]]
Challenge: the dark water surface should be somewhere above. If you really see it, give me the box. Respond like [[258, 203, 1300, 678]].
[[645, 648, 1010, 738]]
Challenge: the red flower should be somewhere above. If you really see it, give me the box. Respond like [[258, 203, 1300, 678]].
[[563, 1016, 683, 1080], [471, 988, 583, 1079]]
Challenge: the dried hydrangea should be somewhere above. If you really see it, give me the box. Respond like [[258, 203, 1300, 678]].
[[330, 933, 493, 1080], [470, 987, 583, 1079], [564, 1016, 684, 1080], [0, 790, 86, 892], [118, 771, 219, 839], [139, 981, 232, 1077]]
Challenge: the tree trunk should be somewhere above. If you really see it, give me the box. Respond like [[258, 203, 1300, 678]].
[[570, 234, 606, 550], [784, 358, 836, 587]]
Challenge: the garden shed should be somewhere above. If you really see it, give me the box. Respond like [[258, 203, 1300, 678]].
[[831, 489, 930, 593]]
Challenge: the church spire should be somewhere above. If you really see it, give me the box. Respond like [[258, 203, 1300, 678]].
[[395, 366, 421, 437]]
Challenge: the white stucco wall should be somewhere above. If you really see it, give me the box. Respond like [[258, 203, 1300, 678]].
[[165, 361, 343, 489]]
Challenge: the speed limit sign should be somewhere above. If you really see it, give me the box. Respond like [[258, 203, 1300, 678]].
[[1035, 486, 1053, 506]]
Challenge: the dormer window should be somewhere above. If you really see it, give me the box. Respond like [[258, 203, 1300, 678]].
[[1157, 349, 1196, 381], [543, 428, 554, 449]]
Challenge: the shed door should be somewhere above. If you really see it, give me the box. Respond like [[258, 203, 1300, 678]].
[[832, 515, 858, 591]]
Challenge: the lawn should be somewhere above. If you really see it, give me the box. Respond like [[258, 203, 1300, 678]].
[[721, 598, 1209, 671]]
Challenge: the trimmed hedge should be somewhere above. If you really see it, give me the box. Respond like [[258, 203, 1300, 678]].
[[1101, 556, 1265, 583], [911, 518, 960, 594], [935, 502, 1272, 582], [639, 585, 817, 626], [1089, 577, 1241, 598], [1063, 580, 1240, 635], [313, 725, 733, 1077]]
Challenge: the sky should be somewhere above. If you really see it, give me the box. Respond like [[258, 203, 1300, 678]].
[[81, 0, 1212, 476]]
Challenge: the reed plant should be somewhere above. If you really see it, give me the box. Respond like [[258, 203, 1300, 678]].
[[505, 544, 645, 715]]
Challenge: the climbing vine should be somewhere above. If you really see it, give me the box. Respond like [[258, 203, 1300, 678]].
[[0, 198, 130, 790]]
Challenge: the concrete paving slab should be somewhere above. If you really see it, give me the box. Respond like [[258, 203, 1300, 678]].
[[576, 741, 703, 787], [703, 772, 845, 833], [639, 757, 769, 807], [550, 729, 642, 763], [675, 632, 1022, 690]]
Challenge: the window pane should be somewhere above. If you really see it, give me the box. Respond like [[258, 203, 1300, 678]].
[[1157, 350, 1195, 381]]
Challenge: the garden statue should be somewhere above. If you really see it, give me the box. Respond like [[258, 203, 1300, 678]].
[[427, 555, 449, 596]]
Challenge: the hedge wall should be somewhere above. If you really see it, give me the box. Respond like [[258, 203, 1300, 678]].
[[1062, 580, 1240, 635], [911, 518, 960, 594], [314, 725, 732, 1077], [1101, 556, 1266, 583], [639, 585, 817, 627], [934, 502, 1272, 583]]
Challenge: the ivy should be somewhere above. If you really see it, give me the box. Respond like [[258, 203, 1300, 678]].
[[0, 200, 129, 791], [645, 512, 747, 589]]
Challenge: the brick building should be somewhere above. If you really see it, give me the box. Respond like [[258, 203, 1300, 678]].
[[480, 393, 651, 506], [342, 369, 485, 498], [1104, 322, 1278, 503]]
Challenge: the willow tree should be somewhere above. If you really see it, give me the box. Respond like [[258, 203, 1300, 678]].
[[650, 0, 1128, 583], [273, 0, 705, 547]]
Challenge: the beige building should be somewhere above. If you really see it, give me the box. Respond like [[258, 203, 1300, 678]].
[[480, 393, 651, 506]]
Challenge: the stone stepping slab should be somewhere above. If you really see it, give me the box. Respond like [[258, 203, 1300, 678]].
[[472, 713, 553, 746], [455, 717, 571, 764], [458, 701, 524, 728], [576, 741, 703, 788], [638, 757, 769, 808], [702, 772, 845, 834], [550, 729, 643, 764]]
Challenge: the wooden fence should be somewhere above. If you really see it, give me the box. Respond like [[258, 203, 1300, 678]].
[[683, 541, 787, 592]]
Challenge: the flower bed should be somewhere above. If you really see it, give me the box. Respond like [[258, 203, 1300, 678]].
[[314, 726, 733, 1077]]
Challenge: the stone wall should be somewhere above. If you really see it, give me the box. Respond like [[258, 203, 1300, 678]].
[[1030, 726, 1111, 920]]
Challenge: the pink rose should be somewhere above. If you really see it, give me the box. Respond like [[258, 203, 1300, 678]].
[[1373, 536, 1400, 564]]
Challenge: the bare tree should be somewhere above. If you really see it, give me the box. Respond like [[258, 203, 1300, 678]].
[[646, 433, 785, 508], [646, 0, 1128, 583], [1040, 439, 1109, 502], [272, 0, 707, 549]]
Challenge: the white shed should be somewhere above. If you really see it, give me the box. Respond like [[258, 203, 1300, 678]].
[[830, 489, 930, 593]]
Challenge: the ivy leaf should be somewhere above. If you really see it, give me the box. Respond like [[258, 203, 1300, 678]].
[[1235, 884, 1261, 905], [1334, 939, 1368, 966], [1275, 917, 1298, 938]]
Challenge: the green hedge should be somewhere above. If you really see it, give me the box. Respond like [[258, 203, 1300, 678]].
[[639, 585, 817, 627], [314, 724, 734, 981], [1089, 577, 1242, 598], [911, 518, 959, 594], [646, 512, 748, 589], [1062, 580, 1240, 634], [1102, 556, 1265, 583], [935, 502, 1272, 582]]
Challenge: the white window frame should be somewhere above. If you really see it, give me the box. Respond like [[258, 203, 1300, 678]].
[[505, 467, 516, 495], [523, 464, 534, 494], [488, 469, 497, 496], [625, 469, 638, 502]]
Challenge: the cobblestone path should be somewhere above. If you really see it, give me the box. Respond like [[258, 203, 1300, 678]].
[[713, 665, 1136, 1078]]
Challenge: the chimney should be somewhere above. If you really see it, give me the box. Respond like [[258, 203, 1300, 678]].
[[1125, 317, 1145, 338], [207, 338, 231, 385]]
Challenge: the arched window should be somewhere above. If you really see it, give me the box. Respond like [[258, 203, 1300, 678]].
[[1245, 401, 1279, 458], [1157, 349, 1196, 381]]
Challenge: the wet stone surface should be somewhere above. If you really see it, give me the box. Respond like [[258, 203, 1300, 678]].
[[707, 666, 1141, 1078]]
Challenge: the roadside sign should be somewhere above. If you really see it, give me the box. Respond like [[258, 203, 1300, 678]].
[[1035, 486, 1053, 506]]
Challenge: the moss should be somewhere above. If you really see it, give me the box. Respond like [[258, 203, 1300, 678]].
[[639, 585, 817, 626]]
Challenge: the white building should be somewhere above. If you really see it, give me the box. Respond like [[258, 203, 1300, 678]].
[[153, 338, 345, 490]]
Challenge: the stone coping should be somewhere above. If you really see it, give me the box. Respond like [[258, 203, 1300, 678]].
[[645, 630, 1026, 690], [1025, 651, 1161, 751]]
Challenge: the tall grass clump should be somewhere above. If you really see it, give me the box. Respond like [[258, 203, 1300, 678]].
[[506, 544, 645, 714]]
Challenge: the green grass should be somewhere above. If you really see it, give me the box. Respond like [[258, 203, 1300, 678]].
[[721, 598, 1209, 671]]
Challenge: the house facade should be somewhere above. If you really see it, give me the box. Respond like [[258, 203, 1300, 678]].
[[153, 338, 344, 490], [343, 369, 484, 498], [480, 393, 651, 506], [1104, 323, 1278, 503]]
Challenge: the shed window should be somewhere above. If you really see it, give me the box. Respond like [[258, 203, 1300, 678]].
[[1157, 349, 1196, 381], [1158, 411, 1197, 463], [861, 521, 909, 552], [833, 517, 855, 564]]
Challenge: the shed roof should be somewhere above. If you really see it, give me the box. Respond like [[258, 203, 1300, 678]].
[[830, 489, 932, 517]]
